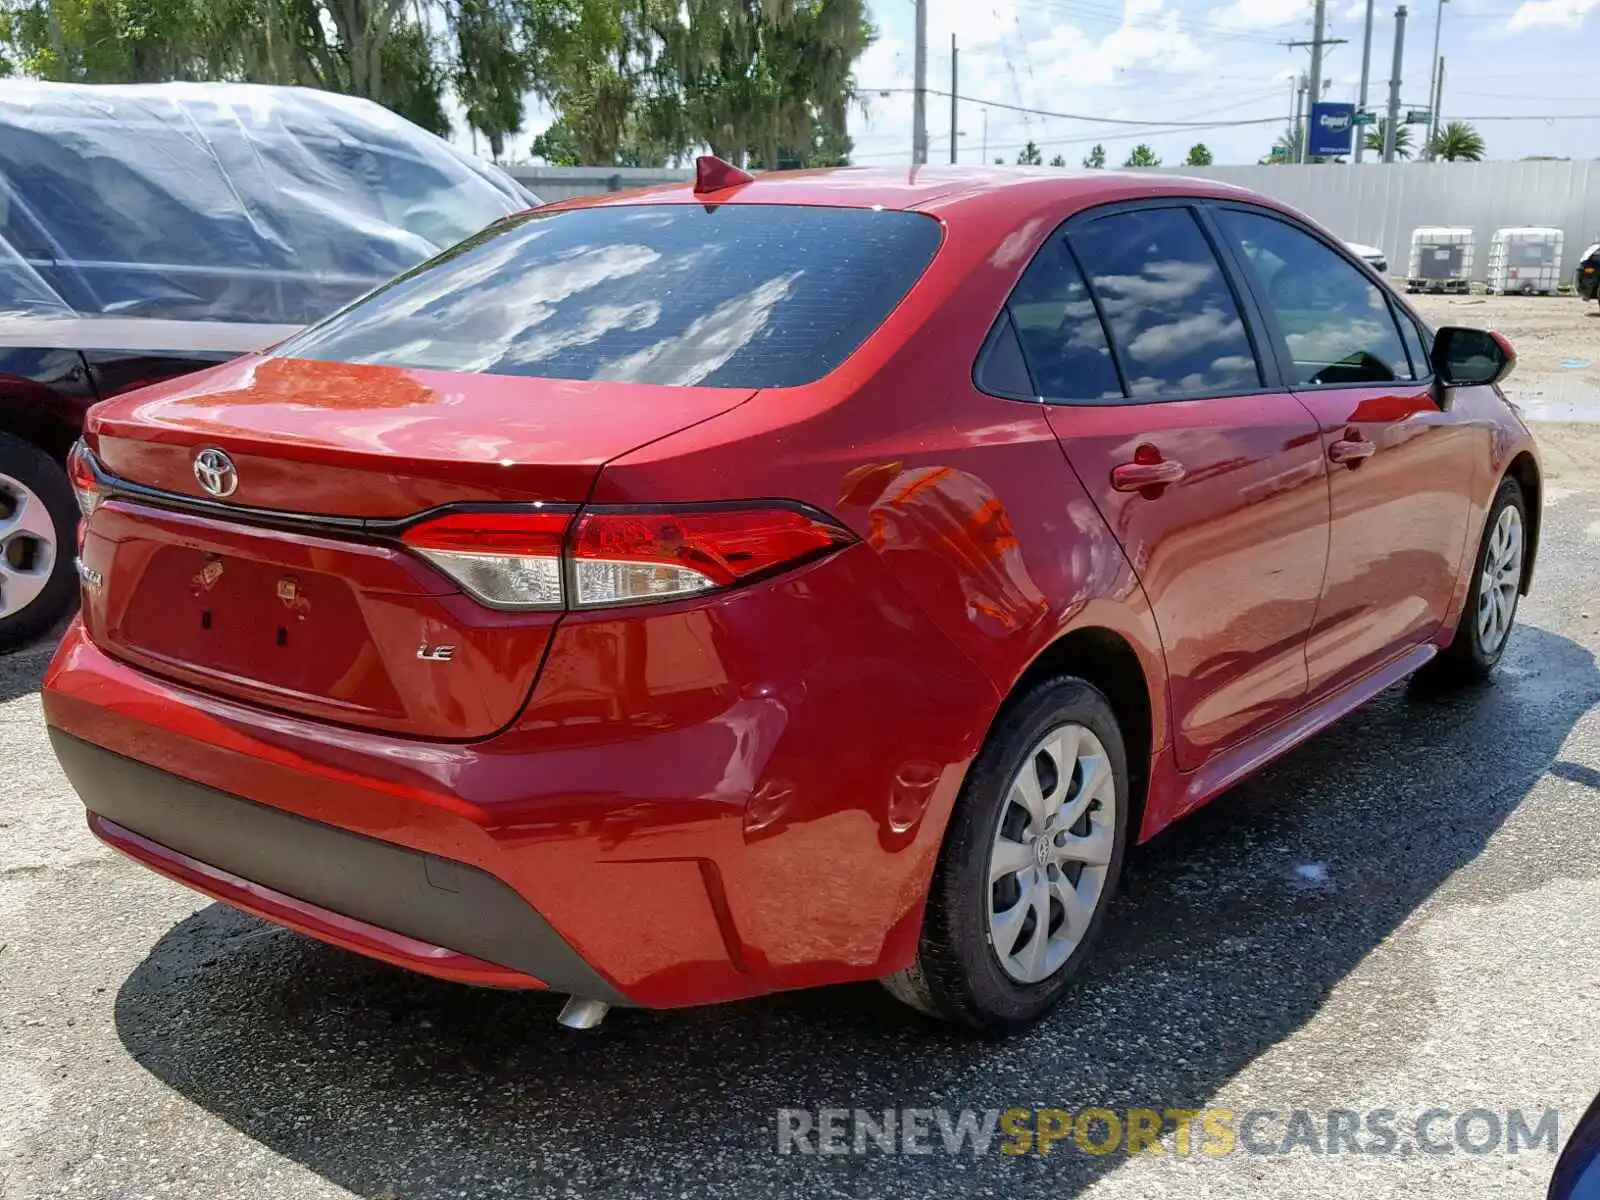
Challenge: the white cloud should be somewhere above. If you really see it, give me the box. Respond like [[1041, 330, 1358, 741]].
[[1506, 0, 1598, 28], [1208, 0, 1305, 29], [850, 0, 1597, 166]]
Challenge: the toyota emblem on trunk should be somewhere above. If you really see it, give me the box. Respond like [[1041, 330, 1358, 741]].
[[193, 448, 238, 498]]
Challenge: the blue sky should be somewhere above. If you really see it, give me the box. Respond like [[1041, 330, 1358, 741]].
[[846, 0, 1600, 165]]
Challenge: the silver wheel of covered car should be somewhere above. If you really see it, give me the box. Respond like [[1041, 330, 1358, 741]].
[[986, 723, 1117, 984], [0, 471, 58, 620], [1476, 504, 1522, 655], [0, 433, 81, 652]]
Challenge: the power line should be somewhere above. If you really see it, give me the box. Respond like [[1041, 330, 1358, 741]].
[[862, 86, 1287, 128], [1450, 113, 1600, 120], [853, 116, 1285, 162]]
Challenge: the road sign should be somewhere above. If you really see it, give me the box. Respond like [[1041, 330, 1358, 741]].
[[1308, 102, 1356, 157], [1405, 109, 1432, 124], [1352, 110, 1378, 126]]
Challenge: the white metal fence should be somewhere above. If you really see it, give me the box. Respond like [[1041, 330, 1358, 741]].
[[508, 160, 1600, 282], [508, 164, 691, 204], [1164, 161, 1600, 281]]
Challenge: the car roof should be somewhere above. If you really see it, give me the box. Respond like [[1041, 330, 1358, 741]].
[[539, 165, 1264, 219]]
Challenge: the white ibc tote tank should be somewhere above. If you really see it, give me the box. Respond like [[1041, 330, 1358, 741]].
[[1487, 227, 1564, 295], [1407, 227, 1476, 293]]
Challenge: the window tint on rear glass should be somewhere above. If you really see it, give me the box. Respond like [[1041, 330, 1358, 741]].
[[1069, 207, 1261, 400], [1216, 208, 1412, 387], [277, 205, 944, 388], [1004, 237, 1122, 401]]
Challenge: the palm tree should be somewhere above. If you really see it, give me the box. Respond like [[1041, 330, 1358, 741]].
[[1429, 121, 1486, 162], [1363, 119, 1413, 160]]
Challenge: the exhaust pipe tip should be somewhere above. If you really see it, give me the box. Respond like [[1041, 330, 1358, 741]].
[[557, 996, 610, 1030]]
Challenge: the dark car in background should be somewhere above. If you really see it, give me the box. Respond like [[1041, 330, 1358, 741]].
[[0, 81, 533, 647], [1551, 1091, 1600, 1198], [1578, 241, 1600, 303]]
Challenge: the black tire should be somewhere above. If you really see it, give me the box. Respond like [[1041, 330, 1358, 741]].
[[883, 676, 1130, 1035], [0, 432, 79, 653], [1422, 475, 1526, 685]]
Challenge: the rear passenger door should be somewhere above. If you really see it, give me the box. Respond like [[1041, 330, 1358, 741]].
[[1209, 205, 1478, 697], [998, 202, 1330, 772]]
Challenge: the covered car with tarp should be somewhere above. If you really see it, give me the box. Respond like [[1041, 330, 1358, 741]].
[[0, 81, 535, 648]]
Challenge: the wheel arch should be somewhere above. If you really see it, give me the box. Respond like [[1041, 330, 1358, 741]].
[[1504, 450, 1540, 594], [1003, 625, 1156, 843]]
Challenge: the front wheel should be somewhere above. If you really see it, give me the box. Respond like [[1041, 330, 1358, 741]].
[[1425, 475, 1526, 684], [883, 677, 1130, 1034]]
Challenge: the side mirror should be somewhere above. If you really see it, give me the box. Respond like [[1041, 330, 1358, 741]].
[[1431, 325, 1517, 388]]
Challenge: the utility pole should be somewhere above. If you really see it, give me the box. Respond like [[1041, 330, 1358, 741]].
[[1308, 0, 1328, 130], [1282, 23, 1347, 162], [911, 0, 928, 165], [1354, 0, 1376, 162], [1293, 74, 1308, 162], [950, 34, 958, 165], [1425, 0, 1447, 152], [1432, 55, 1445, 151], [1385, 4, 1407, 163]]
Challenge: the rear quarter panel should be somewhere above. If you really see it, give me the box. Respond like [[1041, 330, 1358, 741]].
[[591, 192, 1173, 776]]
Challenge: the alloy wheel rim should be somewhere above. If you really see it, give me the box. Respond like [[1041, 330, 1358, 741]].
[[0, 472, 56, 619], [986, 723, 1117, 984], [1476, 505, 1522, 654]]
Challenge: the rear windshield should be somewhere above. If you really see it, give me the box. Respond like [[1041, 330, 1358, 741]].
[[276, 204, 944, 387]]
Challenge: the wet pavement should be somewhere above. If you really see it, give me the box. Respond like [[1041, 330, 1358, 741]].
[[1507, 372, 1600, 423], [3, 427, 1600, 1200]]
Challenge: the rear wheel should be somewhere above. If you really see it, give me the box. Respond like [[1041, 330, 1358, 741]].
[[884, 677, 1129, 1034], [0, 434, 78, 653], [1425, 476, 1526, 684]]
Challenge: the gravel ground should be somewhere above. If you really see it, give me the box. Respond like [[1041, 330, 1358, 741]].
[[1410, 292, 1600, 422], [4, 426, 1600, 1199]]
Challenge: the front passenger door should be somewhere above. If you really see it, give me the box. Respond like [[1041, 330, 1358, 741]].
[[1211, 206, 1479, 697]]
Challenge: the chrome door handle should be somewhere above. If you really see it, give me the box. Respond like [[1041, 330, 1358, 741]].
[[1111, 458, 1186, 492], [1329, 437, 1376, 465]]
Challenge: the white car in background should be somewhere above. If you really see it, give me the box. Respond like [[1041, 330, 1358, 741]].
[[1346, 241, 1389, 275]]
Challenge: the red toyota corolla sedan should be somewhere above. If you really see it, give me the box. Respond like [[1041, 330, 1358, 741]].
[[43, 162, 1539, 1034]]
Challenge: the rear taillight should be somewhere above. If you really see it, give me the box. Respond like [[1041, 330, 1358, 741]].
[[401, 505, 853, 612], [569, 508, 854, 607], [67, 441, 104, 554], [67, 441, 102, 520], [400, 509, 572, 610]]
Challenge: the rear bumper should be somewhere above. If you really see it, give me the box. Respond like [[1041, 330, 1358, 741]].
[[44, 541, 999, 1007], [55, 730, 615, 997]]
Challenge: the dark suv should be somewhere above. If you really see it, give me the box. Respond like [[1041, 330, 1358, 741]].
[[0, 81, 532, 648]]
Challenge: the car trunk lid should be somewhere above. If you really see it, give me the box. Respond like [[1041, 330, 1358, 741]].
[[80, 355, 755, 738], [88, 355, 754, 514]]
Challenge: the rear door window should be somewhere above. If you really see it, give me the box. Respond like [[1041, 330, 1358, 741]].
[[280, 205, 945, 387], [1068, 207, 1262, 399]]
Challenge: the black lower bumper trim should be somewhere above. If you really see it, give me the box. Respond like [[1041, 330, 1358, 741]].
[[49, 730, 626, 1004]]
